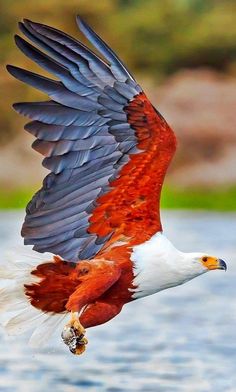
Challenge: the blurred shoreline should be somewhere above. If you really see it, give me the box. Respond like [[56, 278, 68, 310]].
[[1, 185, 236, 210]]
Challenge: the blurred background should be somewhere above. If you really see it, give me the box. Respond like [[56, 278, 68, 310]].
[[0, 0, 236, 209]]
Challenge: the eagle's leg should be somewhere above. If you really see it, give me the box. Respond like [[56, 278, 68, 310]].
[[80, 301, 123, 328], [61, 300, 123, 355], [62, 259, 122, 355], [61, 311, 88, 355]]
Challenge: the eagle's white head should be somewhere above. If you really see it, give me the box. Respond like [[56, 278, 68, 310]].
[[181, 251, 226, 276], [131, 233, 227, 299]]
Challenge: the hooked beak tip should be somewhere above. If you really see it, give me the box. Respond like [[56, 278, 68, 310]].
[[218, 259, 227, 271]]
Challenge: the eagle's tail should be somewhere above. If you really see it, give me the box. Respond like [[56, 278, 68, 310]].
[[0, 248, 122, 354], [0, 248, 69, 348]]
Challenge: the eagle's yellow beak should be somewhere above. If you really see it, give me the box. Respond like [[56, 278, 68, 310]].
[[201, 256, 227, 271]]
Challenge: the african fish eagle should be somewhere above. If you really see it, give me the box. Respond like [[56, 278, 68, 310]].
[[1, 16, 227, 355]]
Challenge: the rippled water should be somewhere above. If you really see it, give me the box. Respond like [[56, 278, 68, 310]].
[[0, 210, 235, 392]]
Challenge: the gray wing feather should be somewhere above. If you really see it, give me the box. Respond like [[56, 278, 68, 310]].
[[8, 17, 142, 261]]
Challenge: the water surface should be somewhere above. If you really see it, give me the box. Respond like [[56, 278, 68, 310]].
[[0, 210, 235, 392]]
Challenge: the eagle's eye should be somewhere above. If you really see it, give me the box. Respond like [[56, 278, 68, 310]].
[[202, 256, 208, 262]]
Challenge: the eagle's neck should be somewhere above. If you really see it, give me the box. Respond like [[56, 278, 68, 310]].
[[130, 233, 200, 299]]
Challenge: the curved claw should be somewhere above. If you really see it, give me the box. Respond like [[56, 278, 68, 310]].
[[61, 312, 88, 355]]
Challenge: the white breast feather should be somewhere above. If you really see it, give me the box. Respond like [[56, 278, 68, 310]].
[[130, 233, 203, 299]]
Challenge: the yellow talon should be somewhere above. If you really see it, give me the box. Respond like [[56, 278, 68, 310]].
[[67, 312, 85, 334], [61, 312, 88, 355], [74, 336, 88, 355]]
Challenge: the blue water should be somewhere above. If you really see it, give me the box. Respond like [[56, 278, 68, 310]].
[[0, 210, 235, 392]]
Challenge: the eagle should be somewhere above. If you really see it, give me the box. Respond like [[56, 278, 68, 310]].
[[1, 16, 227, 355]]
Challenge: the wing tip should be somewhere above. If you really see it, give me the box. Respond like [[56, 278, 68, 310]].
[[76, 15, 85, 29], [20, 18, 44, 35], [12, 102, 21, 112], [6, 64, 21, 85], [6, 64, 14, 75], [18, 18, 33, 32], [22, 18, 34, 27], [76, 15, 92, 37], [6, 64, 25, 79], [18, 20, 28, 34], [14, 33, 24, 46]]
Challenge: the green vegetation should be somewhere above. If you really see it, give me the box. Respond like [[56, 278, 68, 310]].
[[1, 186, 236, 211], [0, 189, 36, 209], [161, 186, 236, 211]]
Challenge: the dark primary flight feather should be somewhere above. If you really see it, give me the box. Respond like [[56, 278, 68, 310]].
[[8, 17, 143, 261]]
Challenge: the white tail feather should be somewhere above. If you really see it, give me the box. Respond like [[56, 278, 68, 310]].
[[0, 247, 68, 348], [0, 285, 26, 311], [29, 313, 68, 348]]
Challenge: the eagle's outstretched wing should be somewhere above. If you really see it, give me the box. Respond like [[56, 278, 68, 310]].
[[8, 17, 176, 262]]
